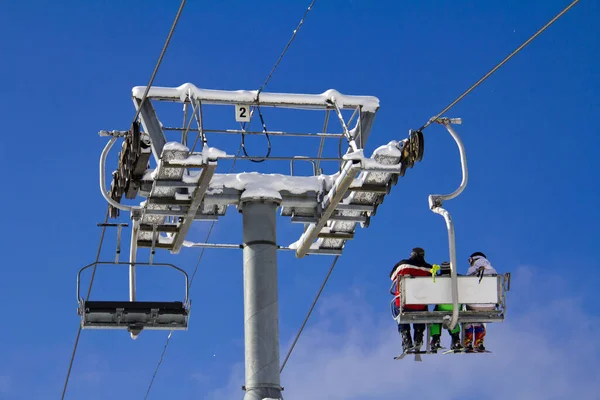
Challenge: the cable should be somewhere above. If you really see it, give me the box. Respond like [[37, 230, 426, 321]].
[[280, 255, 340, 373], [241, 106, 272, 162], [132, 0, 187, 126], [61, 206, 110, 400], [241, 0, 318, 161], [417, 0, 580, 132], [143, 331, 173, 400], [257, 0, 318, 96]]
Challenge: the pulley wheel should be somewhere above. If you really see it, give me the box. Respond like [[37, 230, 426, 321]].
[[416, 130, 424, 162]]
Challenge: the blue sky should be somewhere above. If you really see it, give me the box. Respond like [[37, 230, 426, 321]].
[[1, 1, 599, 399]]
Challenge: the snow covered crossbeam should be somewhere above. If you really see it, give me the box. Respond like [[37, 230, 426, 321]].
[[130, 83, 381, 165], [131, 83, 380, 112]]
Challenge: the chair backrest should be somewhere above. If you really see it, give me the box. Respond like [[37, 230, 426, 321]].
[[401, 275, 501, 306]]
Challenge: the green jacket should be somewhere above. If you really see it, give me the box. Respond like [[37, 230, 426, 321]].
[[434, 303, 462, 311]]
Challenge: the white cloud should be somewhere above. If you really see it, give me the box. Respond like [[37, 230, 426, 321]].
[[209, 266, 600, 400]]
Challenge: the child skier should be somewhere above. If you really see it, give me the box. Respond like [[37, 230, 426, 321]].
[[430, 262, 463, 352], [464, 252, 498, 351]]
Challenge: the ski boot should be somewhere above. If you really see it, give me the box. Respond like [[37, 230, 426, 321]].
[[474, 327, 486, 351], [413, 329, 424, 351], [450, 332, 464, 351], [430, 334, 442, 353], [401, 330, 413, 353], [463, 337, 473, 352], [474, 337, 486, 352]]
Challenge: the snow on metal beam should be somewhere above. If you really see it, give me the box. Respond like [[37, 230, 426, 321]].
[[292, 159, 362, 258], [131, 83, 380, 112], [169, 161, 217, 254]]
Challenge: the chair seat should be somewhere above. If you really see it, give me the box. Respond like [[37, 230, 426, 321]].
[[84, 301, 187, 314], [80, 300, 189, 331], [396, 310, 504, 324]]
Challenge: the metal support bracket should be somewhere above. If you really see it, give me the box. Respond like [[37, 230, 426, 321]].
[[149, 224, 158, 265], [129, 209, 141, 304], [97, 223, 129, 262], [294, 159, 362, 258], [133, 97, 167, 164], [170, 160, 218, 254]]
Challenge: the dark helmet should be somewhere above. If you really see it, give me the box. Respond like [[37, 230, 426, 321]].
[[469, 252, 487, 259], [468, 251, 487, 265], [411, 247, 425, 258]]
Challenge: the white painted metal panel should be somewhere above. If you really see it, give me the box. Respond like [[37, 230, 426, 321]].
[[402, 276, 499, 305]]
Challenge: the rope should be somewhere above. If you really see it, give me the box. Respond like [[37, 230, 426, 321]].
[[60, 206, 110, 400], [418, 0, 580, 132], [280, 255, 339, 373]]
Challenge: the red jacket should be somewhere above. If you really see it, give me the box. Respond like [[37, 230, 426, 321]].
[[390, 256, 432, 311]]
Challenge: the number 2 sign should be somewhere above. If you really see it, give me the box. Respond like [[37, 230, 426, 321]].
[[235, 104, 251, 122]]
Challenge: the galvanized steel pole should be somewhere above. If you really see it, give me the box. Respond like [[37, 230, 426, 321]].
[[240, 198, 283, 400]]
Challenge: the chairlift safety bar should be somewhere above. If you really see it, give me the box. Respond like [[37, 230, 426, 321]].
[[76, 261, 190, 305]]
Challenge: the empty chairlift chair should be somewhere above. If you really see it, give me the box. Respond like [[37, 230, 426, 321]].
[[77, 262, 191, 339]]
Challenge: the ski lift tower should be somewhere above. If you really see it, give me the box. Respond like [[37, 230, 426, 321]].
[[96, 83, 422, 400]]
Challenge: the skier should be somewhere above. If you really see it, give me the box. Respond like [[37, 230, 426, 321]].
[[464, 252, 498, 351], [430, 261, 463, 352], [390, 247, 432, 352]]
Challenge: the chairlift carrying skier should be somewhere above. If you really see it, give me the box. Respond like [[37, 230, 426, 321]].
[[464, 252, 498, 351], [390, 247, 432, 352], [430, 261, 463, 352]]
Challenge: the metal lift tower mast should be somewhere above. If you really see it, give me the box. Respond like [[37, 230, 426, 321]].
[[94, 83, 422, 399]]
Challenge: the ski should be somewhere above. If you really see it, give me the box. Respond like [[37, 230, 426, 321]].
[[442, 348, 492, 354], [427, 346, 447, 354], [394, 348, 429, 361]]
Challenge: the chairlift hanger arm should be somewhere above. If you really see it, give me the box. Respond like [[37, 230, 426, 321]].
[[428, 118, 467, 207], [427, 118, 467, 331]]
